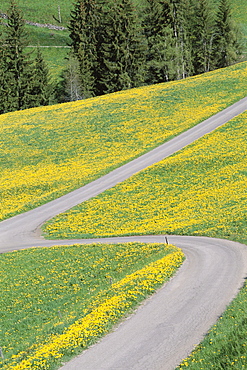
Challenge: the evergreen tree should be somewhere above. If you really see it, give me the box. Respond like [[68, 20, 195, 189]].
[[191, 0, 215, 74], [143, 0, 178, 84], [96, 0, 146, 95], [28, 47, 51, 107], [0, 33, 8, 113], [68, 0, 99, 98], [2, 0, 33, 112], [213, 0, 241, 68], [170, 0, 194, 79]]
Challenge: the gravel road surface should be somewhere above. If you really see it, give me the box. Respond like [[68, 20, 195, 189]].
[[1, 96, 247, 369], [1, 96, 247, 252], [59, 235, 247, 370]]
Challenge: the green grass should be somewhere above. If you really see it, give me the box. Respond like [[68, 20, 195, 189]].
[[0, 242, 183, 369], [1, 62, 247, 222], [177, 282, 247, 369], [42, 109, 247, 241], [42, 109, 247, 369], [25, 25, 70, 47], [1, 0, 246, 30], [0, 0, 72, 27], [230, 0, 247, 29]]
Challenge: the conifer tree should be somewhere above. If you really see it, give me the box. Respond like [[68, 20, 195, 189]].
[[0, 33, 7, 113], [191, 0, 215, 74], [170, 0, 194, 79], [68, 0, 99, 98], [0, 2, 52, 113], [2, 0, 33, 112], [213, 0, 241, 68], [96, 0, 146, 95], [143, 0, 178, 84], [28, 47, 51, 107]]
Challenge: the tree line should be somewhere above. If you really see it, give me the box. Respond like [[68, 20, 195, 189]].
[[0, 0, 243, 113]]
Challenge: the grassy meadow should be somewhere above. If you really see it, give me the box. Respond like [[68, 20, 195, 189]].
[[43, 110, 247, 242], [0, 0, 72, 26], [0, 61, 246, 368], [0, 243, 184, 369], [0, 33, 246, 369], [1, 61, 247, 222], [42, 103, 247, 368], [0, 0, 246, 31]]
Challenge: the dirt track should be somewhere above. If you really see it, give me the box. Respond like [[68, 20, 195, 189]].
[[1, 97, 247, 369]]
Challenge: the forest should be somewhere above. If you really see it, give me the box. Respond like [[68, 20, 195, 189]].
[[0, 0, 243, 114]]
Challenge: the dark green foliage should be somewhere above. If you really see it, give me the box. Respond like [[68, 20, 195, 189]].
[[0, 1, 52, 114], [0, 0, 242, 109], [27, 47, 51, 107], [191, 0, 215, 74], [1, 1, 32, 112], [213, 0, 242, 68], [67, 0, 146, 97], [143, 0, 194, 84], [142, 0, 241, 85], [143, 0, 177, 83], [63, 0, 243, 100], [68, 0, 99, 98], [97, 0, 146, 94], [166, 0, 194, 79], [0, 33, 8, 113]]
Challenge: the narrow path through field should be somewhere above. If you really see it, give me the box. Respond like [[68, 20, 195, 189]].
[[1, 97, 247, 369]]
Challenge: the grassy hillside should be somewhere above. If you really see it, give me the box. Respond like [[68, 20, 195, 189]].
[[0, 0, 72, 26], [1, 62, 247, 222], [0, 243, 184, 369], [42, 88, 247, 369], [1, 0, 246, 29], [0, 53, 246, 370], [44, 108, 247, 244]]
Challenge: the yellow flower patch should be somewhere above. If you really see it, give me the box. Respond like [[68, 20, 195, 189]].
[[1, 62, 247, 221], [43, 111, 247, 241], [1, 243, 184, 369]]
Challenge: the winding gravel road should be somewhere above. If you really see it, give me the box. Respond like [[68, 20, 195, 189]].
[[1, 96, 247, 369]]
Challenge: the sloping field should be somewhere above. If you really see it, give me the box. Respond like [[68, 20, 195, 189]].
[[1, 61, 247, 369], [43, 110, 247, 243], [1, 62, 247, 222], [42, 103, 247, 368], [0, 242, 184, 370], [0, 0, 72, 27]]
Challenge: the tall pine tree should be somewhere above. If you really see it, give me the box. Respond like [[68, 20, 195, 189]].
[[0, 1, 51, 113], [191, 0, 215, 74], [68, 0, 99, 98], [143, 0, 178, 84], [28, 47, 51, 107], [170, 0, 194, 80], [0, 31, 8, 113], [213, 0, 241, 68], [2, 0, 33, 112], [96, 0, 146, 95]]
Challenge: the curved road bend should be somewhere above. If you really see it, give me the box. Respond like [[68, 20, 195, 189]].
[[0, 96, 247, 252], [58, 235, 247, 370], [0, 97, 247, 369]]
